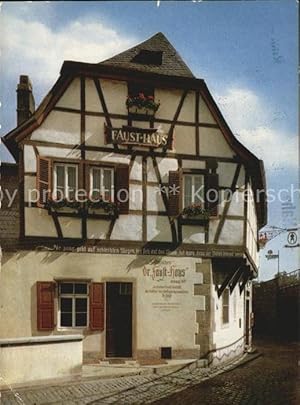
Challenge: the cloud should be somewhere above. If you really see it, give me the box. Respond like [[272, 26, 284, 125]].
[[238, 126, 297, 169], [215, 87, 298, 169], [1, 12, 136, 90]]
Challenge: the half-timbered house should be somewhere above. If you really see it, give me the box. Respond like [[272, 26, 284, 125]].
[[1, 33, 266, 364]]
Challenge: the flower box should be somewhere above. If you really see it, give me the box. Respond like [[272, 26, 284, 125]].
[[181, 204, 211, 221], [126, 93, 160, 117], [87, 200, 119, 217], [128, 105, 155, 116], [45, 199, 119, 218]]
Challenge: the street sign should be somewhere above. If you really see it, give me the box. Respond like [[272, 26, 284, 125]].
[[265, 254, 279, 260], [287, 231, 297, 246]]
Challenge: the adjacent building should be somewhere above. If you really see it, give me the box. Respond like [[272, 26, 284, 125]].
[[0, 33, 267, 364]]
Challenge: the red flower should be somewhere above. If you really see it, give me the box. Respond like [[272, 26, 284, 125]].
[[139, 92, 145, 99]]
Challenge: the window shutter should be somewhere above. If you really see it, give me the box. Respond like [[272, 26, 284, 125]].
[[37, 156, 52, 207], [115, 166, 129, 214], [89, 283, 105, 331], [206, 173, 219, 216], [168, 170, 182, 217], [37, 281, 55, 331]]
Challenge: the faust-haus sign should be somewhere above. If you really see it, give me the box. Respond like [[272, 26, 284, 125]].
[[104, 124, 169, 148]]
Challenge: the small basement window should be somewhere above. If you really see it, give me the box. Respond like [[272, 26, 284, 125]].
[[161, 347, 172, 359], [131, 50, 163, 65]]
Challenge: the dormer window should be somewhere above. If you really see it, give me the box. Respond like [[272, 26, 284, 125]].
[[131, 50, 163, 65]]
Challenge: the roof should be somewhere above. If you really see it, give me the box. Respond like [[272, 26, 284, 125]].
[[100, 32, 195, 78]]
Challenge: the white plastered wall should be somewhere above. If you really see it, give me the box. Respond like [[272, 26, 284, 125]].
[[55, 78, 80, 110], [31, 111, 81, 145], [200, 128, 234, 158], [100, 79, 128, 115], [212, 285, 245, 362], [246, 183, 259, 265], [0, 252, 206, 356]]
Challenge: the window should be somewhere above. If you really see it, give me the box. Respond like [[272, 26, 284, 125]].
[[90, 167, 114, 201], [233, 288, 237, 322], [128, 82, 154, 98], [54, 163, 78, 200], [222, 288, 230, 324], [59, 282, 88, 328], [119, 283, 132, 296], [183, 174, 205, 208], [131, 50, 163, 66]]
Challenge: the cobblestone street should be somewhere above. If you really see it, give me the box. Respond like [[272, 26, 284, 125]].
[[1, 340, 298, 404], [154, 340, 299, 405]]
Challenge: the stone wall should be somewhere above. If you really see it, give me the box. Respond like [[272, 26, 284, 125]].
[[253, 276, 299, 340], [0, 335, 82, 388]]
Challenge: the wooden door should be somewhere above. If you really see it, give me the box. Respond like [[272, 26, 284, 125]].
[[106, 282, 132, 357]]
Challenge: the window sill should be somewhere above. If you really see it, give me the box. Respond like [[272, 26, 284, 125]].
[[57, 327, 89, 332]]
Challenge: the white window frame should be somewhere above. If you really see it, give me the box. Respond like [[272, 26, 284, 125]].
[[182, 173, 205, 208], [233, 288, 237, 322], [58, 282, 89, 329], [53, 163, 78, 200], [222, 288, 230, 325], [90, 166, 114, 202]]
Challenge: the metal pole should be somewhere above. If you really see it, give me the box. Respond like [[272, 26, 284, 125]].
[[277, 249, 280, 275]]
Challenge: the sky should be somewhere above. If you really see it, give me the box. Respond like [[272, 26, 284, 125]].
[[0, 1, 298, 280]]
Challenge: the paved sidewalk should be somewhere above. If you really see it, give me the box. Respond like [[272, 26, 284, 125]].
[[0, 353, 255, 404]]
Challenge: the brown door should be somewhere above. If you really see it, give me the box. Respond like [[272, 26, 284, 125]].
[[106, 282, 132, 357]]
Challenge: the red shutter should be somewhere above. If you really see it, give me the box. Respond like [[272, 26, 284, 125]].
[[115, 166, 129, 214], [206, 173, 219, 216], [168, 170, 182, 217], [37, 282, 55, 331], [37, 156, 52, 207], [89, 283, 105, 331]]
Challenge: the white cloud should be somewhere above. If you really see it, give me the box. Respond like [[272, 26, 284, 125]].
[[1, 13, 136, 89], [238, 126, 297, 169], [215, 87, 298, 169]]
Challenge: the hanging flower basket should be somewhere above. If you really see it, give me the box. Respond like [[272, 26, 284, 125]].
[[126, 93, 160, 116], [181, 204, 211, 220]]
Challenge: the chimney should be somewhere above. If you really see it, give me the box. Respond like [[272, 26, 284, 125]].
[[16, 75, 35, 126]]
